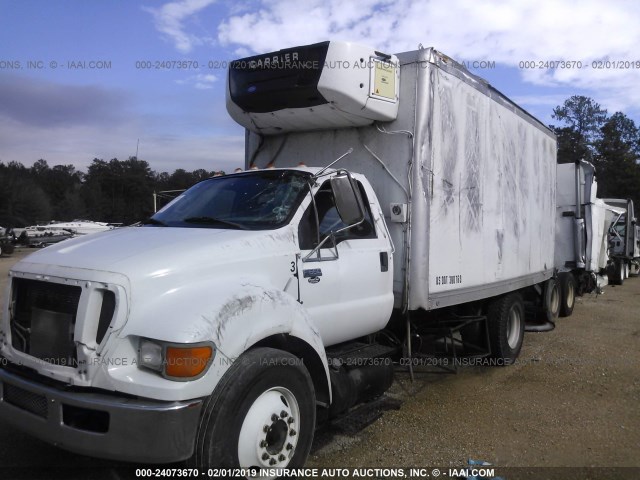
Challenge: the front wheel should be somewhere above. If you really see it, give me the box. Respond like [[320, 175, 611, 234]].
[[189, 347, 316, 475], [487, 293, 525, 364]]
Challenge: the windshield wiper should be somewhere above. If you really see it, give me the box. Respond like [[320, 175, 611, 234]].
[[183, 216, 247, 230], [143, 218, 168, 227]]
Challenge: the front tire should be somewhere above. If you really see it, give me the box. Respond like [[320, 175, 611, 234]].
[[488, 293, 525, 364], [189, 347, 316, 474]]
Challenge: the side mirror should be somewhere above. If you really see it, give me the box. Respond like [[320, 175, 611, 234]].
[[330, 173, 364, 226]]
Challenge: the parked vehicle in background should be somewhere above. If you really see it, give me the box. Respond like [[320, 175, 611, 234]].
[[555, 161, 624, 315], [603, 198, 640, 282], [16, 220, 117, 248], [24, 220, 115, 238]]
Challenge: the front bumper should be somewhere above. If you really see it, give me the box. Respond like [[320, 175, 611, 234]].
[[0, 366, 203, 463]]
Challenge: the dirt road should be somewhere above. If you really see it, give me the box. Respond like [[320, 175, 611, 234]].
[[0, 248, 639, 479]]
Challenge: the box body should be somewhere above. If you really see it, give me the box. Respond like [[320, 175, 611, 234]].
[[243, 47, 557, 310]]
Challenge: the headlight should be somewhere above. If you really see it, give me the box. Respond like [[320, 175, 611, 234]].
[[138, 338, 215, 380], [139, 340, 163, 370]]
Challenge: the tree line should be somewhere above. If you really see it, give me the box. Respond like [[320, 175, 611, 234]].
[[1, 94, 639, 227], [552, 95, 640, 210], [0, 157, 223, 226]]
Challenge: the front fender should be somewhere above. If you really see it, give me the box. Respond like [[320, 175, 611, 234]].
[[105, 277, 330, 402]]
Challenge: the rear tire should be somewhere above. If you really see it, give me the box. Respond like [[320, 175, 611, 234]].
[[544, 278, 560, 319], [624, 263, 629, 279], [487, 293, 525, 365], [558, 273, 576, 318], [611, 259, 625, 286], [188, 347, 316, 473]]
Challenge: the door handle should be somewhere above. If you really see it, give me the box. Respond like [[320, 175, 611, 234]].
[[380, 252, 389, 272]]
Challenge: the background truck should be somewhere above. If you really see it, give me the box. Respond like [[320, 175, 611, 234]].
[[1, 41, 558, 472], [554, 161, 624, 315], [603, 198, 640, 282]]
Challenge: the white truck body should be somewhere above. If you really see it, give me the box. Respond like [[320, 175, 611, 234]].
[[240, 46, 557, 310], [0, 41, 559, 470]]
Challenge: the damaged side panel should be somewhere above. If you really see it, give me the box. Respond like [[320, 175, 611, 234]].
[[114, 276, 329, 401], [423, 64, 555, 307]]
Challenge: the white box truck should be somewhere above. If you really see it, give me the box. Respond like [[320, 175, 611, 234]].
[[603, 198, 640, 282], [0, 41, 558, 472], [554, 161, 625, 315]]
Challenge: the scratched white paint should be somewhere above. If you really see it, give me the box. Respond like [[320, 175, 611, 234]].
[[248, 46, 557, 310], [426, 64, 556, 299], [1, 224, 335, 401]]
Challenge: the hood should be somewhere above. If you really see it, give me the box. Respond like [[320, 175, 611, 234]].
[[14, 226, 297, 281]]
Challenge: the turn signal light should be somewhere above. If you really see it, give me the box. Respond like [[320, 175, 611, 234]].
[[165, 345, 213, 378]]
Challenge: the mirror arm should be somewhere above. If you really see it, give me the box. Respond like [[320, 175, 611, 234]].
[[302, 234, 334, 262], [313, 148, 353, 179], [301, 170, 366, 263], [302, 216, 366, 262], [306, 181, 322, 260]]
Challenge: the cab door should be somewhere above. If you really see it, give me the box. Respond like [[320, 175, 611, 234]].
[[297, 177, 393, 346]]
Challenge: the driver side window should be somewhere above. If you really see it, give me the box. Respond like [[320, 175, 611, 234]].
[[298, 180, 376, 250]]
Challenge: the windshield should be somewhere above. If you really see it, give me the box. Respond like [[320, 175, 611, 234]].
[[148, 170, 310, 230], [612, 216, 626, 236]]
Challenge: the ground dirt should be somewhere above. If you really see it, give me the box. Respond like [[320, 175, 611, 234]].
[[0, 248, 638, 479]]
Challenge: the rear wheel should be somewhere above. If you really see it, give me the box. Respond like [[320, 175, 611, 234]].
[[558, 273, 576, 317], [611, 259, 625, 286], [189, 348, 316, 474], [488, 293, 525, 364], [624, 263, 629, 279], [544, 278, 560, 319]]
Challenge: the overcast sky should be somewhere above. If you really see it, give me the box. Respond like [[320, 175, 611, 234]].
[[1, 0, 639, 173]]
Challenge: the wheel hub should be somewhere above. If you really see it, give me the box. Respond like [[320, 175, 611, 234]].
[[237, 388, 300, 471], [265, 419, 288, 455]]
